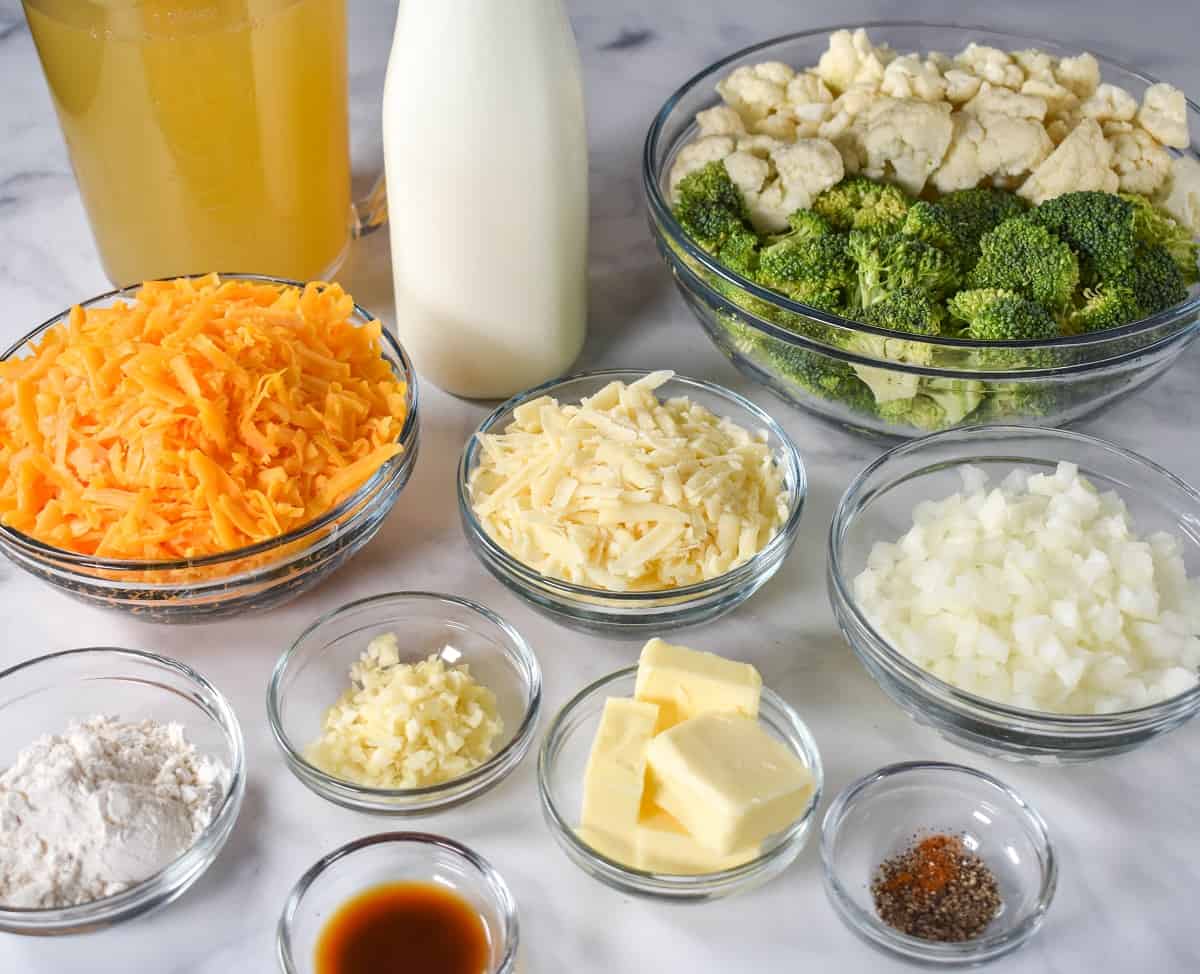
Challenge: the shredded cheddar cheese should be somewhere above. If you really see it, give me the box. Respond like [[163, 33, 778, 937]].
[[0, 274, 408, 560], [468, 371, 789, 591]]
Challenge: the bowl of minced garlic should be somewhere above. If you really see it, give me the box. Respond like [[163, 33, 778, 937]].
[[0, 274, 417, 620]]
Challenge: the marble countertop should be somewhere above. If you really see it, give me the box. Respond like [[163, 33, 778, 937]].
[[1, 0, 1197, 970]]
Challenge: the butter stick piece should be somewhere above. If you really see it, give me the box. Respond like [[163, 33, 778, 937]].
[[633, 638, 761, 731], [634, 808, 759, 875], [578, 697, 660, 865], [645, 712, 812, 856]]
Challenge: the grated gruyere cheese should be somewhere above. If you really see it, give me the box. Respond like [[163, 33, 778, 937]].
[[468, 371, 789, 591], [304, 634, 503, 789]]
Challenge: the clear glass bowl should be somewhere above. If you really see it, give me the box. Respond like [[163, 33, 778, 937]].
[[644, 23, 1200, 439], [537, 667, 823, 902], [276, 832, 518, 974], [828, 426, 1200, 763], [821, 762, 1056, 966], [457, 369, 806, 635], [0, 648, 245, 935], [267, 592, 542, 814], [0, 274, 420, 622]]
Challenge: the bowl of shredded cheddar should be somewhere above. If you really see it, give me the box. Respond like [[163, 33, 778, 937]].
[[0, 274, 418, 621]]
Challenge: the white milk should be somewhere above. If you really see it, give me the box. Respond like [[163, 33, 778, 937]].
[[382, 0, 588, 399]]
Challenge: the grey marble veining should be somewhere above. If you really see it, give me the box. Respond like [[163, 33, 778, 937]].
[[0, 0, 1197, 971]]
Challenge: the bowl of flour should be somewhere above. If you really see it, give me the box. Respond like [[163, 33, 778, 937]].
[[0, 647, 245, 935]]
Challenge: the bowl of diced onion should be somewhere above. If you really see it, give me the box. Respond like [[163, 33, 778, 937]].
[[456, 370, 807, 635], [828, 425, 1200, 763]]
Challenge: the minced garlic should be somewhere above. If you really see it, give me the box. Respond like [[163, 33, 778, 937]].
[[305, 633, 503, 789]]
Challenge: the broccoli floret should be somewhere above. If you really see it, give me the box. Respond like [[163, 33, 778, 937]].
[[757, 231, 855, 306], [782, 208, 835, 241], [1030, 191, 1137, 282], [903, 189, 1027, 270], [875, 394, 949, 430], [975, 382, 1059, 420], [1122, 242, 1190, 316], [1066, 283, 1141, 334], [812, 176, 911, 233], [969, 219, 1080, 311], [1121, 193, 1200, 285], [673, 161, 755, 254], [848, 229, 960, 310], [922, 378, 987, 425], [715, 224, 761, 280], [948, 288, 1059, 342], [859, 286, 945, 336]]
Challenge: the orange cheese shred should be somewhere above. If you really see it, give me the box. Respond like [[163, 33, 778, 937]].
[[0, 274, 408, 560]]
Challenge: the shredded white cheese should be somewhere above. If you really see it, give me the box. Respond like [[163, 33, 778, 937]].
[[305, 634, 503, 789], [853, 463, 1200, 714], [469, 371, 790, 591]]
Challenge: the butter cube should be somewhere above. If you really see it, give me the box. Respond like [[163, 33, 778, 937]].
[[634, 808, 760, 875], [633, 638, 761, 731], [578, 697, 659, 862], [645, 713, 813, 855]]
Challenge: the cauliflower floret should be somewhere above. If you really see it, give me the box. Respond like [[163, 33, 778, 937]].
[[786, 71, 834, 136], [727, 136, 844, 232], [1055, 52, 1101, 99], [1080, 83, 1139, 123], [716, 62, 797, 139], [1012, 49, 1057, 83], [1046, 116, 1076, 144], [926, 51, 954, 73], [932, 110, 1053, 194], [1021, 78, 1079, 119], [964, 83, 1047, 120], [1108, 126, 1173, 195], [943, 68, 983, 105], [1157, 156, 1200, 234], [1102, 120, 1135, 136], [860, 97, 953, 195], [818, 85, 877, 171], [817, 28, 895, 94], [1018, 118, 1118, 203], [880, 54, 947, 102], [1138, 83, 1190, 149], [956, 43, 1023, 89], [695, 106, 746, 137], [667, 135, 736, 196]]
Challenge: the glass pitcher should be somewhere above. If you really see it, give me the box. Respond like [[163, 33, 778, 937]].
[[22, 0, 385, 286]]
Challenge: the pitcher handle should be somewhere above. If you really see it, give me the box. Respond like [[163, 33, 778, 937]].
[[352, 174, 388, 237]]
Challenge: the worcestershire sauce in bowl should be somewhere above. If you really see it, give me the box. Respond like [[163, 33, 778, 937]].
[[315, 881, 490, 974]]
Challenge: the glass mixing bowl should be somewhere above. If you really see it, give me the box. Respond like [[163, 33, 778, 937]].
[[644, 23, 1200, 438]]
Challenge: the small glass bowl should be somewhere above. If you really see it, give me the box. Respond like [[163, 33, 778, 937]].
[[277, 832, 518, 974], [458, 369, 806, 635], [0, 648, 245, 935], [828, 426, 1200, 764], [268, 592, 542, 814], [537, 667, 823, 902], [0, 274, 420, 622], [821, 762, 1056, 966]]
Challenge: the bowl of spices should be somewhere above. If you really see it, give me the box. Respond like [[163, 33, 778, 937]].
[[820, 762, 1056, 965], [277, 832, 518, 974], [268, 592, 542, 814], [0, 648, 245, 935]]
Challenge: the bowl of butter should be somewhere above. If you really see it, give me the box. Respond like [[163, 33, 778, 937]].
[[537, 638, 823, 901]]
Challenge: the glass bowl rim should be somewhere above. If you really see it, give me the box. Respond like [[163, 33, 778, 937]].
[[643, 20, 1200, 360], [266, 591, 543, 801], [536, 664, 824, 891], [0, 273, 419, 573], [457, 368, 807, 603], [827, 424, 1200, 726], [275, 831, 519, 974], [820, 760, 1057, 959], [0, 646, 246, 922]]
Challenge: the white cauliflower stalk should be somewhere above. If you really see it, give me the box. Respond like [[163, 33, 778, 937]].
[[1138, 83, 1190, 149], [860, 98, 953, 195], [1019, 118, 1118, 203]]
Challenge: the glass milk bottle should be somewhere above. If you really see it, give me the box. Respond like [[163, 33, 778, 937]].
[[382, 0, 588, 399]]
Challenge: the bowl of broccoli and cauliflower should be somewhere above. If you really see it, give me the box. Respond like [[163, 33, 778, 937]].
[[644, 23, 1200, 437]]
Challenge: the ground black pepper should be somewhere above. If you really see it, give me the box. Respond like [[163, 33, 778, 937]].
[[871, 832, 1001, 942]]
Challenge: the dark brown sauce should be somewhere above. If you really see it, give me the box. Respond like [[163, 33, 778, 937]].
[[314, 881, 491, 974]]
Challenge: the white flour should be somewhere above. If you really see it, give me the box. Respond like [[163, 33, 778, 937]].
[[0, 715, 228, 909]]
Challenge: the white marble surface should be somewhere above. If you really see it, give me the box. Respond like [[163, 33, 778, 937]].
[[1, 0, 1198, 970]]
